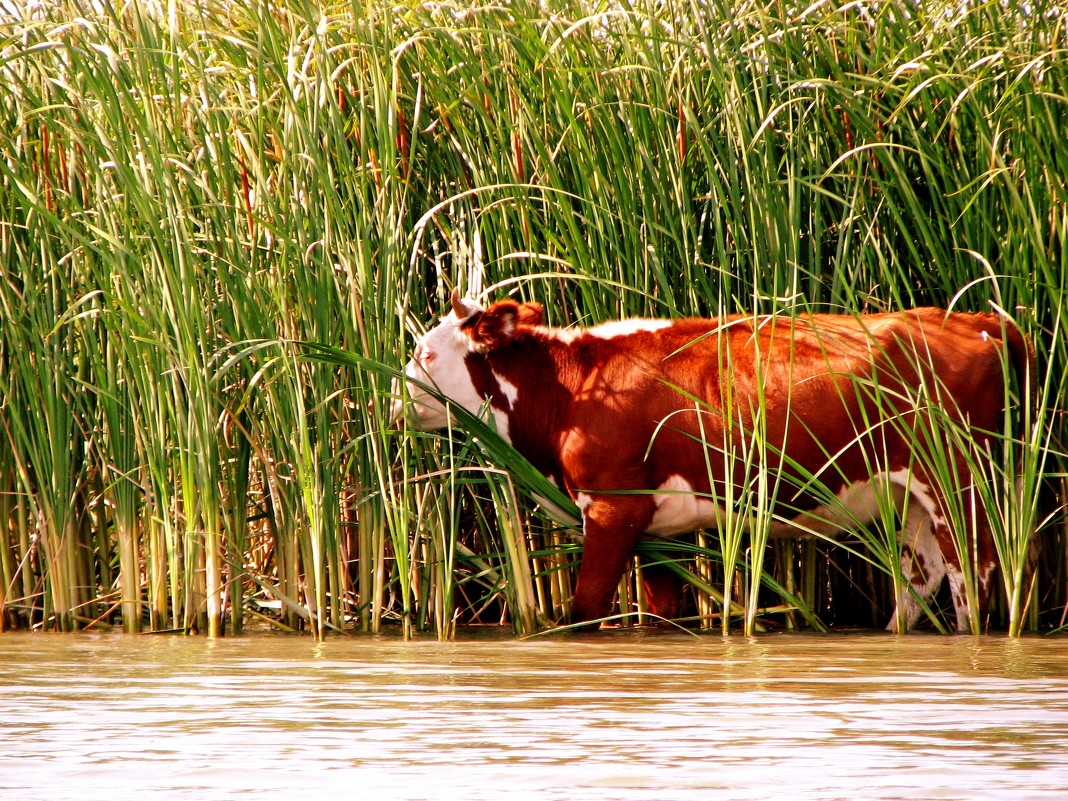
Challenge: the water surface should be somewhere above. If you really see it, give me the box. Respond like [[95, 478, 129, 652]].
[[2, 631, 1066, 800]]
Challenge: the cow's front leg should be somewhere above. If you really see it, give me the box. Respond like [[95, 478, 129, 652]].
[[570, 494, 656, 627]]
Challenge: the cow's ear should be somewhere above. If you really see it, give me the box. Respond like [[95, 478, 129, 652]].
[[517, 302, 543, 326], [460, 300, 520, 352]]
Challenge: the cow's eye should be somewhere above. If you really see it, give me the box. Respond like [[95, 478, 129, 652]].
[[416, 347, 434, 364]]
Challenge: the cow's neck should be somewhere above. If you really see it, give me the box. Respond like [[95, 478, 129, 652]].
[[464, 330, 576, 480]]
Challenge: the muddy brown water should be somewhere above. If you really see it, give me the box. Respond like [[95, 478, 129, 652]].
[[1, 630, 1066, 800]]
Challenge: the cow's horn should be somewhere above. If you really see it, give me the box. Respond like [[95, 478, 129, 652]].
[[450, 288, 476, 319]]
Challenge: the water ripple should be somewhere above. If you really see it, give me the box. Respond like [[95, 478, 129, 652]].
[[2, 633, 1066, 800]]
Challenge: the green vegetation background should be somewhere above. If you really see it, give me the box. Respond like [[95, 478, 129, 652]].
[[1, 0, 1064, 636]]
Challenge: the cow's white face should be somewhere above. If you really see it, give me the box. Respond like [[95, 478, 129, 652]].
[[391, 294, 485, 430]]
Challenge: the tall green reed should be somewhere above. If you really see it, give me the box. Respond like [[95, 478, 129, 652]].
[[0, 0, 1063, 635]]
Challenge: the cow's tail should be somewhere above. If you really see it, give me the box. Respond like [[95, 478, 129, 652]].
[[994, 314, 1043, 584], [970, 311, 1036, 416], [999, 316, 1037, 413]]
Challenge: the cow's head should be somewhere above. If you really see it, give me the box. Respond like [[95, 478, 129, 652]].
[[391, 289, 543, 429]]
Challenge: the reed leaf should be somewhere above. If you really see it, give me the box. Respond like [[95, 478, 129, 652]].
[[0, 0, 1063, 636]]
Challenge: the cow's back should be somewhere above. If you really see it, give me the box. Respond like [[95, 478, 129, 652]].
[[549, 308, 1019, 502]]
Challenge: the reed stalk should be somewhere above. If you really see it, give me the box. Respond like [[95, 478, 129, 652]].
[[0, 0, 1063, 636]]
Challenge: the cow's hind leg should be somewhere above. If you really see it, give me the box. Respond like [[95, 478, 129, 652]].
[[570, 495, 655, 628], [887, 502, 947, 632], [943, 546, 996, 634], [942, 487, 997, 634], [639, 560, 683, 622]]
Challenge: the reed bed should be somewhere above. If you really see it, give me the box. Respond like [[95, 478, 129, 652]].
[[0, 0, 1065, 637]]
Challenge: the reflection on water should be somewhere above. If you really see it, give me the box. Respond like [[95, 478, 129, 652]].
[[2, 631, 1067, 800]]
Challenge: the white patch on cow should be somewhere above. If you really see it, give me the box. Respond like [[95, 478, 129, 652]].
[[886, 469, 951, 532], [495, 371, 519, 409], [828, 478, 882, 526], [587, 319, 674, 340], [394, 301, 523, 440], [481, 374, 515, 442], [647, 475, 726, 536], [544, 326, 582, 343], [545, 319, 674, 343], [774, 476, 900, 539], [575, 492, 595, 539], [396, 319, 482, 429]]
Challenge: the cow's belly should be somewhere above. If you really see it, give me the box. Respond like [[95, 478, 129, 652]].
[[645, 472, 913, 538]]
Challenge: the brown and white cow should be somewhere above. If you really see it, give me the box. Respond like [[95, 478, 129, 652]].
[[393, 290, 1032, 632]]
